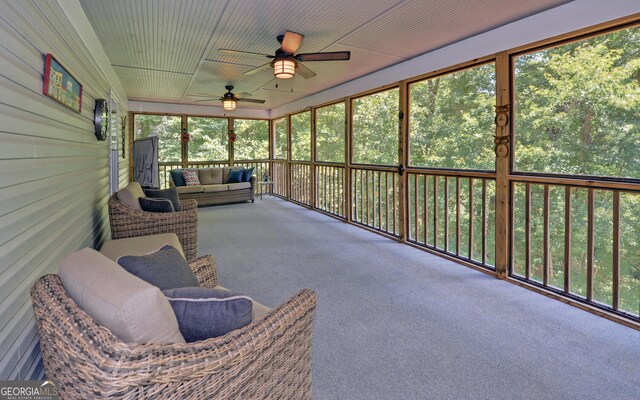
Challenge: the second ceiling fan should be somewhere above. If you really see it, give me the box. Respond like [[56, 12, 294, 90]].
[[220, 30, 350, 79]]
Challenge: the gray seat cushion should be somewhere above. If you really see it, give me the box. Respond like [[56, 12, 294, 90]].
[[203, 184, 229, 193], [227, 182, 251, 191], [100, 233, 185, 260], [58, 248, 185, 344], [176, 185, 204, 194]]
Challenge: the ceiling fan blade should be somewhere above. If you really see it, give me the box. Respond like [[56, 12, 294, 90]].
[[193, 98, 220, 103], [296, 51, 351, 62], [281, 30, 304, 54], [237, 98, 266, 104], [244, 62, 271, 76], [189, 94, 219, 98], [296, 62, 316, 79], [238, 92, 253, 97], [218, 48, 272, 58]]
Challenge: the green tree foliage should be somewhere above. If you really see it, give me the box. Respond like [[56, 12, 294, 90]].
[[409, 63, 496, 170], [512, 27, 640, 315], [234, 119, 269, 160], [187, 117, 228, 161], [514, 27, 640, 178], [274, 117, 288, 159], [352, 88, 399, 165], [316, 102, 346, 163], [134, 114, 181, 162], [291, 111, 311, 161]]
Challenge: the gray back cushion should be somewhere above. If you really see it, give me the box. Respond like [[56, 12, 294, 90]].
[[117, 245, 199, 290], [116, 181, 145, 210], [58, 248, 185, 344], [198, 168, 224, 185]]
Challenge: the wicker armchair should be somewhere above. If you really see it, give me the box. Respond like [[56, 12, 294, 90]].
[[108, 194, 198, 261], [31, 255, 317, 399]]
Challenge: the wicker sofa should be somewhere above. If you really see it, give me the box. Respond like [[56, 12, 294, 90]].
[[31, 234, 317, 399], [169, 166, 255, 206], [108, 182, 198, 261]]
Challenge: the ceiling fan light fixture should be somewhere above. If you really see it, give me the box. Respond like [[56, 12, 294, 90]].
[[273, 57, 295, 79], [222, 98, 236, 110]]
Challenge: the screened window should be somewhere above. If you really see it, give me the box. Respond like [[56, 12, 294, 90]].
[[513, 26, 640, 179], [315, 102, 346, 163], [187, 117, 228, 161], [291, 111, 311, 161], [409, 63, 496, 170], [274, 117, 288, 159], [234, 119, 269, 160], [352, 88, 399, 165], [133, 114, 181, 162]]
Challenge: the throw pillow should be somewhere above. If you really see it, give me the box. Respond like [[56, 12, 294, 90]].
[[228, 169, 244, 183], [117, 245, 199, 291], [170, 169, 186, 187], [144, 187, 182, 211], [183, 170, 200, 186], [163, 287, 253, 342], [139, 197, 174, 213], [242, 167, 254, 182], [58, 248, 185, 344]]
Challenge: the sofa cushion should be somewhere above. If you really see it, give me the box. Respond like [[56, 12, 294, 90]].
[[117, 181, 145, 210], [223, 166, 244, 183], [117, 245, 199, 291], [227, 182, 251, 191], [139, 197, 174, 212], [176, 185, 204, 194], [58, 248, 185, 344], [170, 169, 186, 187], [198, 168, 223, 185], [203, 184, 228, 193], [100, 233, 185, 261], [144, 187, 182, 211], [243, 167, 254, 182], [183, 170, 200, 186], [228, 169, 244, 183], [163, 287, 253, 342], [214, 285, 270, 321]]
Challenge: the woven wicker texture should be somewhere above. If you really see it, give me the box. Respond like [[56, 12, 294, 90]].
[[108, 194, 198, 261], [174, 177, 255, 207], [31, 256, 316, 399]]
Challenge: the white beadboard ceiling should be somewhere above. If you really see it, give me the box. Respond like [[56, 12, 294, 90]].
[[79, 0, 571, 110]]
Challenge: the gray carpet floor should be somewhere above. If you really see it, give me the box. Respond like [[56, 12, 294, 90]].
[[198, 197, 640, 400]]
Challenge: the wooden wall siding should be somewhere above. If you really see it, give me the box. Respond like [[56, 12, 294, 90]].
[[0, 0, 128, 379]]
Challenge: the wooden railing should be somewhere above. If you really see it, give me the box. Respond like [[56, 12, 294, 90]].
[[290, 162, 312, 206], [351, 167, 400, 237], [235, 160, 270, 195], [511, 179, 640, 318], [271, 160, 288, 198], [407, 171, 496, 269], [316, 164, 345, 218]]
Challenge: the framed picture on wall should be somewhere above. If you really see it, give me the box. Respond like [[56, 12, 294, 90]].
[[43, 53, 83, 113]]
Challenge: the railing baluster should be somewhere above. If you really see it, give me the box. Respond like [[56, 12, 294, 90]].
[[444, 176, 449, 252], [587, 188, 595, 302], [378, 172, 382, 230], [414, 174, 419, 241], [525, 183, 531, 280], [543, 184, 550, 286], [482, 179, 487, 266], [612, 191, 620, 310], [385, 173, 390, 232], [424, 175, 428, 245], [366, 170, 370, 226], [433, 177, 439, 249], [469, 178, 474, 260], [456, 177, 461, 256], [564, 186, 572, 293], [392, 173, 396, 235]]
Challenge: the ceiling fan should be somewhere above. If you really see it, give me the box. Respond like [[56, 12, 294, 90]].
[[219, 30, 350, 79], [192, 85, 265, 110]]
